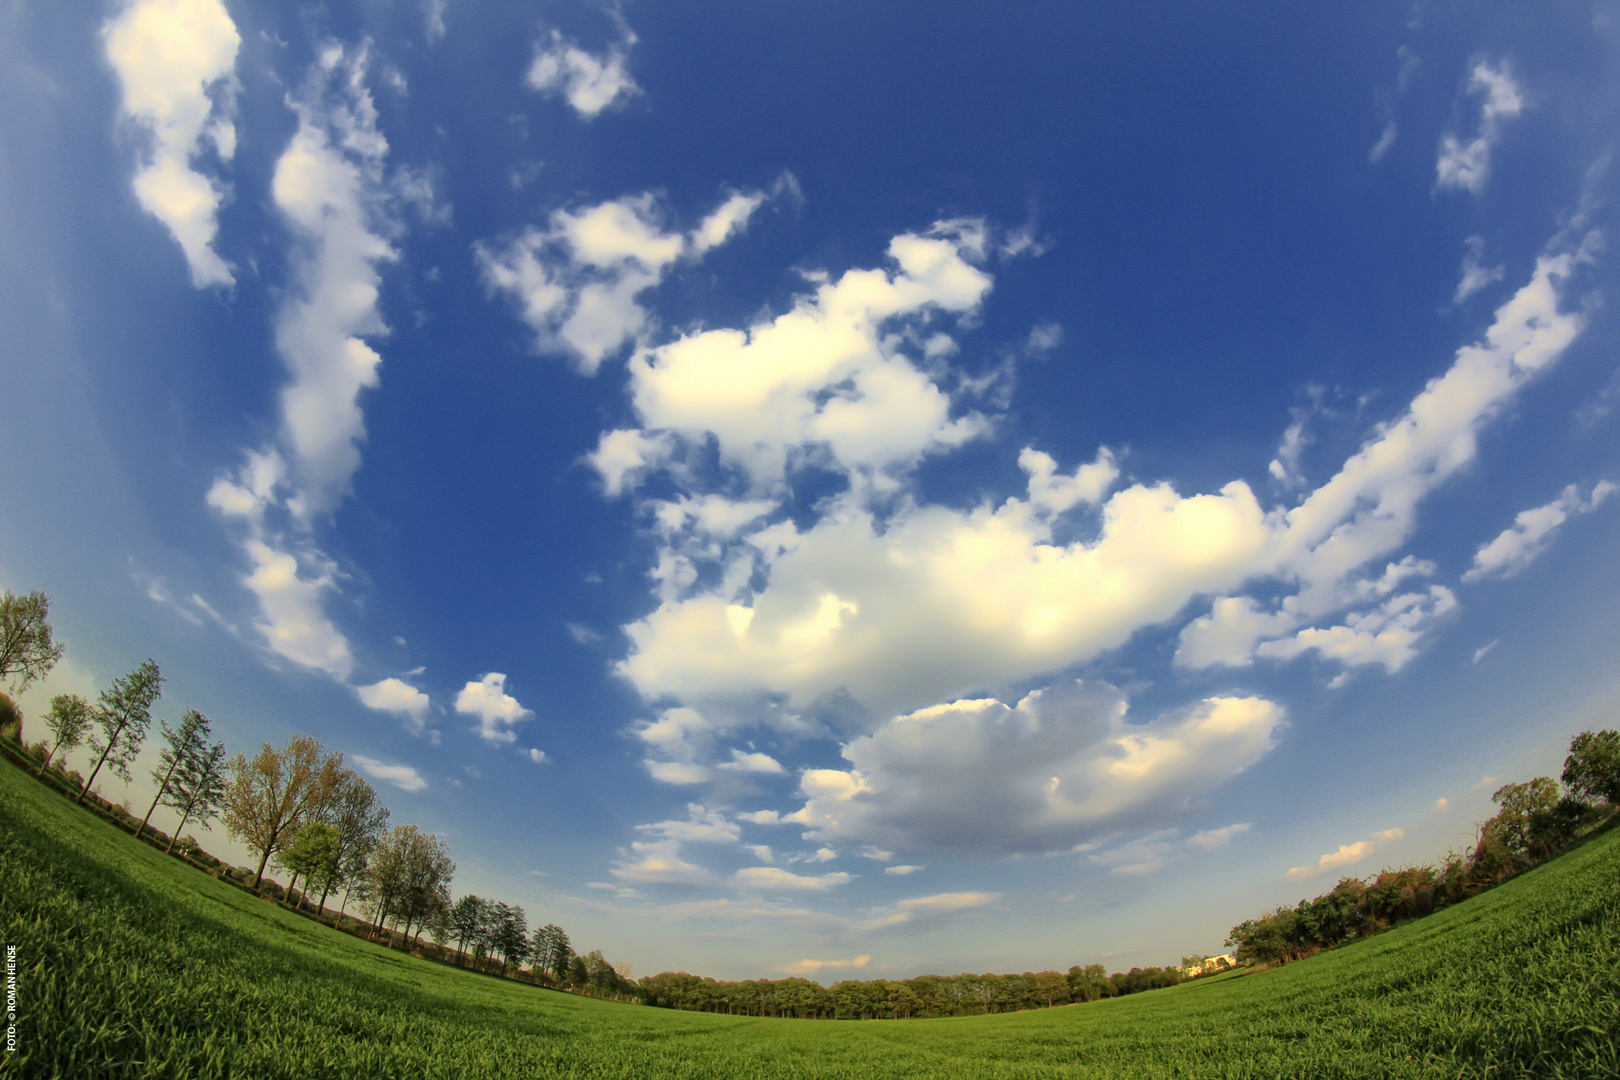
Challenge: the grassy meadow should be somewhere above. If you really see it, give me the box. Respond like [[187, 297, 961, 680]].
[[3, 758, 1617, 1079]]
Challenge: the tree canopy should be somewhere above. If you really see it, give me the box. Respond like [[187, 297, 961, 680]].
[[0, 589, 64, 695], [79, 659, 162, 803], [222, 733, 346, 887]]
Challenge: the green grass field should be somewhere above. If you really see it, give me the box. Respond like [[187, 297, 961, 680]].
[[3, 760, 1617, 1079]]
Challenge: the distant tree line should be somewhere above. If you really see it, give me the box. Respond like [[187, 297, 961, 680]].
[[1225, 730, 1620, 966], [634, 961, 1205, 1019]]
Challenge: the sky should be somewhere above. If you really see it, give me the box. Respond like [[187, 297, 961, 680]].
[[3, 0, 1620, 982]]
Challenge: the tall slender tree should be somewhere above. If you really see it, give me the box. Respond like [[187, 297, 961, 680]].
[[37, 693, 91, 777], [221, 733, 345, 888], [78, 659, 162, 804], [0, 590, 64, 695], [325, 771, 389, 915], [162, 738, 228, 854], [139, 709, 210, 835]]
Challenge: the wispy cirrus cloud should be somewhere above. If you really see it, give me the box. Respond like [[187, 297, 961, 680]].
[[1436, 59, 1523, 196]]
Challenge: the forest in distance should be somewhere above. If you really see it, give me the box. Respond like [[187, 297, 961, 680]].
[[5, 586, 1620, 1021]]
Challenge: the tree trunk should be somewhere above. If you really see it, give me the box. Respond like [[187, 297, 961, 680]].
[[77, 719, 128, 803], [164, 806, 194, 854], [139, 758, 180, 836], [252, 844, 274, 889]]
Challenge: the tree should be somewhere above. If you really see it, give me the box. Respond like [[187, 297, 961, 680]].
[[1487, 777, 1561, 855], [0, 691, 20, 742], [450, 894, 490, 966], [0, 590, 64, 695], [79, 660, 163, 804], [1562, 729, 1620, 805], [37, 693, 91, 777], [488, 902, 530, 975], [221, 733, 345, 887], [161, 737, 228, 855], [139, 709, 210, 835], [279, 821, 342, 911], [322, 771, 390, 915], [536, 923, 572, 982], [362, 824, 453, 944]]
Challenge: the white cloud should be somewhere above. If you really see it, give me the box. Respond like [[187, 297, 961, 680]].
[[1285, 827, 1404, 882], [786, 681, 1282, 857], [421, 0, 447, 42], [610, 839, 717, 887], [645, 760, 712, 785], [856, 892, 998, 933], [715, 748, 786, 774], [1368, 121, 1398, 164], [480, 186, 781, 374], [1463, 481, 1614, 581], [1187, 822, 1251, 851], [240, 538, 354, 680], [778, 954, 871, 976], [271, 43, 399, 514], [884, 864, 924, 875], [1436, 59, 1523, 196], [1087, 830, 1176, 876], [527, 748, 548, 764], [739, 810, 782, 825], [352, 755, 427, 793], [103, 0, 240, 288], [526, 26, 640, 119], [620, 221, 996, 487], [1180, 230, 1593, 672], [1454, 235, 1505, 304], [356, 677, 432, 733], [1255, 585, 1458, 674], [1472, 640, 1499, 665], [455, 672, 534, 745], [636, 804, 741, 845], [1286, 841, 1373, 882], [734, 866, 851, 891]]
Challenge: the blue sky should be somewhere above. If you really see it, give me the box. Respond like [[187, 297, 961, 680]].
[[3, 0, 1619, 981]]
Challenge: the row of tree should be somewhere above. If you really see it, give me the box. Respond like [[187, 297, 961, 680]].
[[635, 961, 1191, 1019], [1225, 729, 1620, 966], [3, 591, 622, 997]]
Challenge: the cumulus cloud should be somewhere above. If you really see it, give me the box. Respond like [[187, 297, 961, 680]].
[[1285, 827, 1404, 882], [1255, 585, 1458, 675], [480, 183, 784, 374], [356, 677, 432, 733], [610, 839, 717, 887], [716, 748, 786, 774], [103, 0, 240, 288], [1436, 59, 1523, 196], [786, 680, 1282, 857], [455, 672, 534, 744], [527, 748, 548, 764], [526, 26, 640, 119], [352, 755, 427, 793], [884, 864, 924, 875], [1463, 481, 1614, 582]]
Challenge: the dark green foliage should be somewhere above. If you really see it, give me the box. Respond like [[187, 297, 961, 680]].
[[1563, 729, 1620, 805], [0, 588, 64, 694], [79, 658, 162, 800], [0, 689, 20, 741]]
